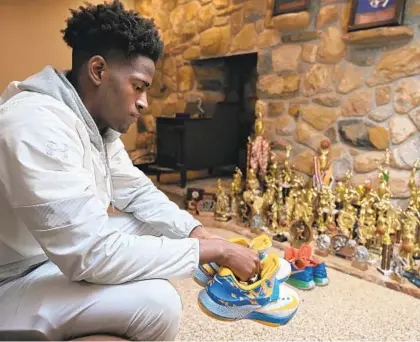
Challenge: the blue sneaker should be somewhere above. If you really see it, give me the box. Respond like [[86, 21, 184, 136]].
[[197, 253, 299, 326], [194, 234, 272, 287], [287, 262, 316, 290], [284, 246, 316, 290], [312, 261, 329, 286], [300, 244, 329, 286]]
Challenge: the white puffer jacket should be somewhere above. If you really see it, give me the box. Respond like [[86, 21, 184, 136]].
[[0, 66, 200, 285]]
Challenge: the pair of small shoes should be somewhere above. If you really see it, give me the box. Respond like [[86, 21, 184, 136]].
[[285, 244, 329, 290], [194, 234, 272, 287], [197, 252, 300, 327]]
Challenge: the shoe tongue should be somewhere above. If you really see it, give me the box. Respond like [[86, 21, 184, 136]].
[[251, 234, 272, 252], [296, 258, 308, 268], [298, 244, 312, 259]]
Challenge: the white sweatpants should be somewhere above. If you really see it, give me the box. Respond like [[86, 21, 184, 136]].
[[0, 214, 185, 341]]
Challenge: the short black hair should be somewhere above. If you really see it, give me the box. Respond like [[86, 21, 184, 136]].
[[62, 0, 164, 68]]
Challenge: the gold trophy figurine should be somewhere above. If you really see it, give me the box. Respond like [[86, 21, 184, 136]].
[[281, 145, 294, 198], [379, 221, 394, 275], [374, 198, 395, 275], [399, 209, 419, 271], [408, 159, 420, 210], [319, 140, 330, 172], [230, 168, 243, 218], [214, 179, 231, 222], [290, 181, 315, 249], [337, 190, 357, 240]]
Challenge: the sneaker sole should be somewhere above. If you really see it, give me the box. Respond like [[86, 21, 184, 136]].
[[286, 278, 316, 290], [193, 268, 213, 287], [197, 289, 299, 327], [314, 277, 329, 286]]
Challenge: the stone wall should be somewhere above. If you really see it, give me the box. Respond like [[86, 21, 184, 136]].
[[137, 0, 420, 199]]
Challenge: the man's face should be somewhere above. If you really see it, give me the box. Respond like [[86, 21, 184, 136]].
[[95, 55, 155, 134]]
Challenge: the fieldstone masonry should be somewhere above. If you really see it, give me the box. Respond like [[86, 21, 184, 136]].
[[133, 0, 420, 200]]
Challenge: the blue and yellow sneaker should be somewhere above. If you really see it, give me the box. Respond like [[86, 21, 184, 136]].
[[194, 234, 272, 287], [197, 253, 300, 326]]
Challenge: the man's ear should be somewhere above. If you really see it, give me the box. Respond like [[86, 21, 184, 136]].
[[87, 55, 107, 86]]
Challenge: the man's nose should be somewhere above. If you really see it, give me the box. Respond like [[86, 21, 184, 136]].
[[136, 94, 148, 113]]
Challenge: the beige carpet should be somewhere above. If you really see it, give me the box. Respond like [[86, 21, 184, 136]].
[[173, 228, 420, 341]]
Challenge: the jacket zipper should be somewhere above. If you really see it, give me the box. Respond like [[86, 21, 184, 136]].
[[102, 146, 115, 212]]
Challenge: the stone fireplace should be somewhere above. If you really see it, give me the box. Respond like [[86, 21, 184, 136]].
[[124, 0, 420, 201]]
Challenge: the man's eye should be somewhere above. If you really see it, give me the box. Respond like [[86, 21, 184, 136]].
[[134, 84, 143, 92]]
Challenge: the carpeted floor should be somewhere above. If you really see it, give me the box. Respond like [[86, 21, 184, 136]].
[[173, 228, 420, 341]]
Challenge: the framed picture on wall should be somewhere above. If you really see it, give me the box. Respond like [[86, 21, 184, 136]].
[[348, 0, 406, 32], [272, 0, 310, 16]]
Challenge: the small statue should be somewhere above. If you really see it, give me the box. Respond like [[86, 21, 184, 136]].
[[214, 179, 231, 222]]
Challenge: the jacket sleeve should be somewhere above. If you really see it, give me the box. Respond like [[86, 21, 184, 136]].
[[0, 106, 199, 284], [108, 138, 202, 239]]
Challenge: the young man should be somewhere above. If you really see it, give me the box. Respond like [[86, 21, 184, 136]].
[[0, 1, 261, 341]]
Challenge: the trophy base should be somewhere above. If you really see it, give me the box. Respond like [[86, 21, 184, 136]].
[[197, 211, 214, 217], [335, 246, 355, 260], [377, 267, 393, 277], [214, 215, 231, 222], [251, 227, 262, 234], [315, 249, 329, 257], [390, 272, 407, 284], [351, 260, 369, 271], [273, 234, 288, 243]]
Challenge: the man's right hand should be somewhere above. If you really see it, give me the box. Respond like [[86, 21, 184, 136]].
[[198, 238, 261, 282], [218, 240, 262, 282]]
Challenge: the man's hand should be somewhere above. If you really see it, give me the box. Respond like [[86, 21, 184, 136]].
[[189, 225, 225, 240], [218, 240, 261, 282], [198, 239, 261, 282]]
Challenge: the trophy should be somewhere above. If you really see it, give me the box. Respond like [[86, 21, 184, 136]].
[[391, 252, 407, 284], [376, 202, 394, 276], [281, 145, 293, 202], [230, 168, 244, 218], [214, 179, 231, 222], [316, 234, 331, 257], [351, 245, 370, 271]]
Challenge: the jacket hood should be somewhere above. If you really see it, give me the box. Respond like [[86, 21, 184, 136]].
[[0, 66, 120, 150]]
